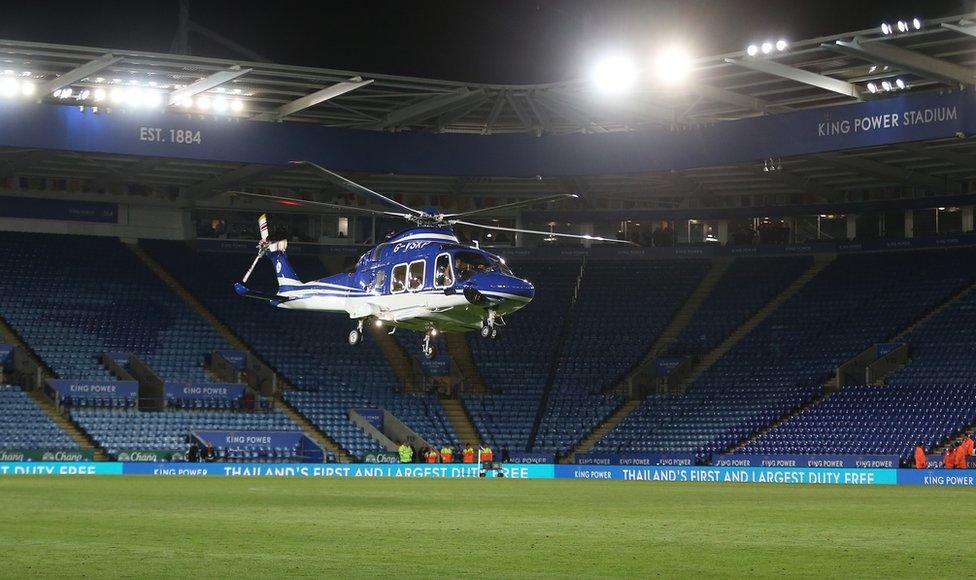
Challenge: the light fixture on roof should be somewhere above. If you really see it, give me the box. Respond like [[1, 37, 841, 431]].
[[867, 82, 878, 93], [230, 99, 244, 113], [775, 39, 788, 51], [143, 90, 162, 108], [0, 77, 18, 98], [213, 96, 229, 113], [591, 53, 638, 95], [109, 87, 124, 104], [20, 81, 34, 97], [761, 41, 773, 54], [912, 18, 922, 30], [92, 88, 106, 102], [881, 80, 892, 91], [897, 20, 909, 32], [895, 78, 906, 89], [881, 22, 893, 35], [196, 95, 211, 111], [746, 44, 759, 56], [653, 46, 692, 85], [747, 39, 788, 56]]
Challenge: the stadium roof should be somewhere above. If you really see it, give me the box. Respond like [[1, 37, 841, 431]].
[[2, 13, 975, 135]]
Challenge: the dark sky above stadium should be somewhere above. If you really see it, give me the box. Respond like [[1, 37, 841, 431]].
[[1, 0, 969, 83]]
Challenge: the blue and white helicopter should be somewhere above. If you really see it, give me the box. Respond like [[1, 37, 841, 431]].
[[232, 161, 630, 359]]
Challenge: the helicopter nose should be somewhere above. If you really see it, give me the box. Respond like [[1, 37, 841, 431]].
[[496, 275, 534, 303]]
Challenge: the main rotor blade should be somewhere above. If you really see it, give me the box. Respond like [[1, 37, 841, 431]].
[[443, 194, 579, 219], [226, 190, 413, 219], [291, 160, 422, 216], [453, 219, 637, 245]]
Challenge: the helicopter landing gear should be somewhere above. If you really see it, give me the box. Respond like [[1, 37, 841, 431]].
[[348, 319, 365, 346], [422, 328, 438, 360], [480, 310, 499, 340]]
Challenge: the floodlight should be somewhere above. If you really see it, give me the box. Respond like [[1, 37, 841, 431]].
[[124, 87, 142, 107], [897, 20, 908, 32], [109, 87, 124, 104], [881, 80, 892, 91], [197, 95, 211, 110], [867, 82, 878, 93], [881, 22, 892, 35], [775, 39, 788, 51], [213, 96, 229, 113], [591, 54, 638, 95], [143, 90, 162, 108], [746, 44, 759, 56], [0, 78, 17, 98], [912, 18, 922, 30], [761, 42, 773, 54], [230, 99, 244, 113], [895, 78, 906, 89], [92, 88, 106, 102], [653, 46, 692, 85], [20, 81, 34, 97]]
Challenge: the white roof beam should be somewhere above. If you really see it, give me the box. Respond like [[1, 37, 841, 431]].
[[824, 37, 973, 87], [251, 77, 373, 121], [38, 53, 122, 95], [724, 57, 861, 99], [167, 65, 252, 106], [376, 88, 486, 129]]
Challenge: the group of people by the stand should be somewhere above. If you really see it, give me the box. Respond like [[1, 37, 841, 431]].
[[397, 441, 500, 465], [914, 434, 974, 469]]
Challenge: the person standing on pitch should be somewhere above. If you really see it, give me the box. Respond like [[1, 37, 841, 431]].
[[914, 443, 927, 469], [462, 443, 475, 464], [479, 442, 494, 477], [440, 444, 453, 464], [397, 441, 413, 464]]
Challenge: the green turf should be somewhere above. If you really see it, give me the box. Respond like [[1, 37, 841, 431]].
[[0, 476, 973, 578]]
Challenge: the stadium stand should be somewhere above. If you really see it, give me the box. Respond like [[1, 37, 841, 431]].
[[533, 259, 710, 454], [71, 406, 301, 460], [0, 385, 79, 450], [743, 276, 976, 461], [666, 256, 813, 356], [596, 247, 976, 458], [0, 232, 229, 382], [140, 241, 459, 457]]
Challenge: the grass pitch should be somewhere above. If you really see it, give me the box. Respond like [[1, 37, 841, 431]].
[[0, 476, 974, 578]]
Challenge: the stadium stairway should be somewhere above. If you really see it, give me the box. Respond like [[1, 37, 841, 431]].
[[439, 398, 481, 447], [612, 257, 731, 393], [369, 326, 423, 392], [275, 399, 354, 462], [725, 387, 833, 455], [888, 278, 976, 344], [565, 399, 641, 462], [445, 333, 486, 394], [0, 312, 55, 385], [27, 389, 108, 460], [127, 242, 354, 462], [679, 253, 836, 390]]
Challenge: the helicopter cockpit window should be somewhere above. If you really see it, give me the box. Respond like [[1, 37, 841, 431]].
[[434, 253, 453, 288], [373, 269, 386, 291], [408, 260, 425, 291], [453, 251, 509, 280], [391, 263, 407, 293]]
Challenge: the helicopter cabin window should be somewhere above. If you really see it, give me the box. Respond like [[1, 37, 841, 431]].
[[373, 269, 386, 291], [434, 253, 453, 288], [453, 251, 511, 280], [408, 260, 425, 291], [391, 263, 407, 293]]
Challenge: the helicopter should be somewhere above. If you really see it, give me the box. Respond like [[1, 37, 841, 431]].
[[231, 161, 631, 359]]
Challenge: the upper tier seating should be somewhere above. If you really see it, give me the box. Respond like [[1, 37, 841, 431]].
[[141, 241, 458, 456], [598, 247, 976, 457], [463, 259, 581, 450], [0, 232, 229, 382], [0, 385, 78, 450], [72, 406, 299, 459], [533, 259, 710, 454], [668, 256, 812, 356]]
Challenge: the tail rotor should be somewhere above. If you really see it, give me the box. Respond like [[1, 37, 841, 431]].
[[241, 213, 271, 283]]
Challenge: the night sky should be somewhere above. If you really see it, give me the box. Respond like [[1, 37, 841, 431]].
[[0, 0, 969, 83]]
